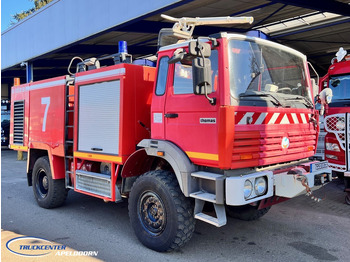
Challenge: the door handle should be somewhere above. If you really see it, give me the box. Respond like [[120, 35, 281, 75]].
[[164, 113, 178, 118], [91, 147, 103, 151]]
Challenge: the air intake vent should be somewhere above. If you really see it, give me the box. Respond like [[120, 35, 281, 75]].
[[13, 101, 24, 144], [76, 170, 111, 198]]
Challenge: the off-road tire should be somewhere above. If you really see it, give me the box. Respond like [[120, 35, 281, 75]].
[[128, 170, 195, 252], [345, 195, 350, 205], [226, 204, 270, 221], [32, 156, 68, 208]]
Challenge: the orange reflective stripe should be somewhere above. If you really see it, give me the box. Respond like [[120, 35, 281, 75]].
[[10, 145, 28, 151], [185, 151, 218, 161], [73, 152, 122, 163]]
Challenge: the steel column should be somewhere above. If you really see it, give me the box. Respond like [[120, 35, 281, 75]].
[[26, 62, 33, 83]]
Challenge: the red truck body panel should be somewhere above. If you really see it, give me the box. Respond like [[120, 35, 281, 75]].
[[10, 64, 155, 185], [10, 76, 67, 155], [72, 64, 155, 164]]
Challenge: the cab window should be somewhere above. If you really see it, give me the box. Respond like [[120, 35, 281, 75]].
[[155, 56, 169, 96]]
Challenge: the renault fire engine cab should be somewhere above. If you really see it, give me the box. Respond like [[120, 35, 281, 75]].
[[318, 47, 350, 204], [9, 15, 331, 251]]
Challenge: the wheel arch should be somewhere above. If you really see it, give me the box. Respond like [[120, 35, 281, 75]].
[[28, 149, 65, 186], [121, 149, 157, 179], [136, 139, 196, 196], [27, 149, 48, 186]]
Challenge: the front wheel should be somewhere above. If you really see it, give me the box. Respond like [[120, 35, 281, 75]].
[[128, 170, 195, 252], [32, 156, 68, 209]]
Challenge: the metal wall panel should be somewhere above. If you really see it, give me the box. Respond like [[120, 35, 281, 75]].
[[1, 0, 181, 69], [78, 80, 120, 155]]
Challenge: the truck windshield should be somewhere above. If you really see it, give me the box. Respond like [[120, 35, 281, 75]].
[[329, 74, 350, 101], [228, 39, 311, 106]]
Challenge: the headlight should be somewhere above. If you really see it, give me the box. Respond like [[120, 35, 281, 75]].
[[336, 121, 345, 130], [244, 180, 253, 199], [254, 177, 267, 196], [326, 142, 340, 152]]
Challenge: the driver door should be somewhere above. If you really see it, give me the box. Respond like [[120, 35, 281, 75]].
[[164, 50, 220, 166]]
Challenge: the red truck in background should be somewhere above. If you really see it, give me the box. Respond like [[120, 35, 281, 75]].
[[9, 15, 332, 251], [318, 47, 350, 204]]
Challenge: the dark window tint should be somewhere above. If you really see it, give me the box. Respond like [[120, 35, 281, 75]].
[[155, 56, 169, 96]]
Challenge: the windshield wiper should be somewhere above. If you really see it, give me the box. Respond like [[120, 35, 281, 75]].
[[285, 95, 313, 108], [246, 71, 261, 91], [239, 91, 289, 108]]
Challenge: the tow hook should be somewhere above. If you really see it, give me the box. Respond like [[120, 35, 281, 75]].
[[296, 175, 326, 202], [309, 114, 317, 128]]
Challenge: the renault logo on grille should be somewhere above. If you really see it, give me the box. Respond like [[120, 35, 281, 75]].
[[281, 137, 290, 149]]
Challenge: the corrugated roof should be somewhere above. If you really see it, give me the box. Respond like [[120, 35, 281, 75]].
[[2, 0, 350, 85]]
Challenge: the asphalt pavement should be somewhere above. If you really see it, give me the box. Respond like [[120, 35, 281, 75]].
[[1, 149, 350, 262]]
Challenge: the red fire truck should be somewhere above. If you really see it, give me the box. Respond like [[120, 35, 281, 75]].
[[318, 47, 350, 204], [10, 15, 331, 251]]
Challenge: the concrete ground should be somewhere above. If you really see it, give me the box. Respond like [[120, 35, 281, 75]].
[[1, 149, 350, 262]]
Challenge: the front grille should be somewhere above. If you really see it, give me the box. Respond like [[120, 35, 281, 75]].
[[13, 101, 24, 144], [325, 113, 346, 151], [325, 115, 345, 132], [232, 129, 316, 169]]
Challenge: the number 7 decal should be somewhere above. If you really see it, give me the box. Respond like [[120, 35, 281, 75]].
[[41, 97, 50, 132]]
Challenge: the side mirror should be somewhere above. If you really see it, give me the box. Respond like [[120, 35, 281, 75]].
[[192, 57, 212, 95], [318, 87, 333, 115]]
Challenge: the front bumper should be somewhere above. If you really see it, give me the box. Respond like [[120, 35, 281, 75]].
[[225, 161, 332, 206]]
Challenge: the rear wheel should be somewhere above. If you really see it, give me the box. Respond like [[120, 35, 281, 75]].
[[226, 203, 270, 221], [32, 156, 68, 208], [345, 195, 350, 205], [128, 170, 195, 252]]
